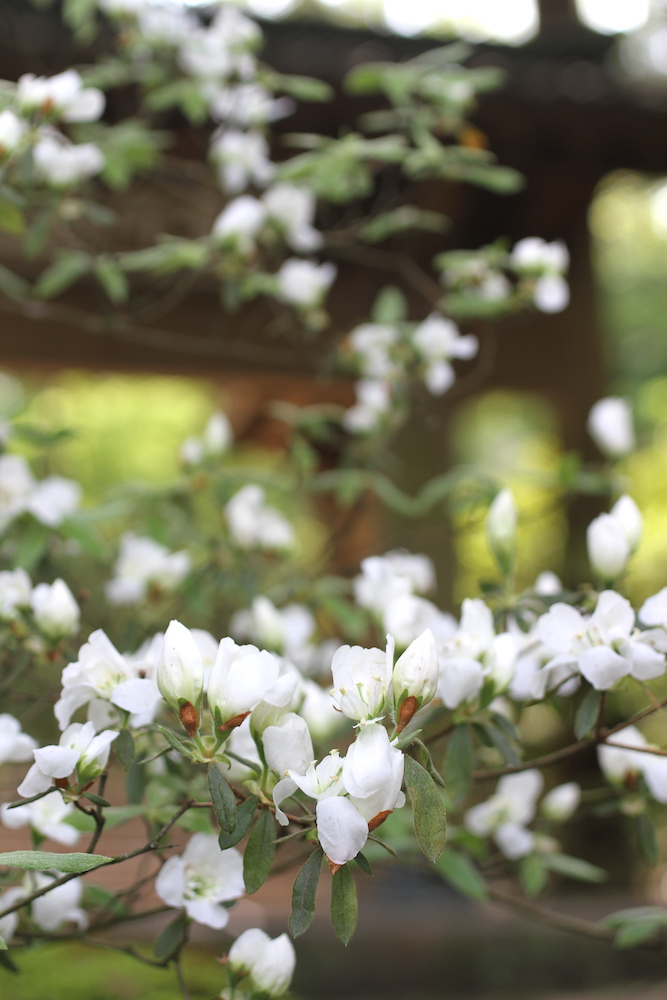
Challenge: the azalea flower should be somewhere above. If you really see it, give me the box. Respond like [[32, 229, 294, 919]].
[[465, 770, 543, 859], [155, 833, 244, 928], [275, 259, 336, 308], [225, 485, 295, 551], [0, 790, 81, 846], [0, 713, 37, 764], [31, 579, 80, 640], [329, 638, 394, 722], [537, 590, 666, 691], [211, 129, 275, 194], [228, 928, 296, 997], [208, 636, 280, 726], [263, 183, 322, 253], [17, 69, 104, 122], [105, 533, 190, 605], [587, 397, 635, 458], [18, 721, 118, 797]]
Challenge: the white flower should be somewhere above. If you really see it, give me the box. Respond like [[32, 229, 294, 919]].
[[137, 4, 197, 44], [106, 533, 190, 605], [0, 110, 26, 156], [640, 587, 667, 628], [610, 495, 642, 553], [598, 726, 649, 784], [348, 323, 401, 380], [0, 568, 32, 619], [299, 679, 345, 741], [263, 183, 322, 253], [342, 379, 393, 434], [27, 475, 81, 527], [157, 620, 205, 716], [587, 513, 630, 583], [32, 135, 104, 186], [392, 629, 439, 711], [226, 485, 295, 550], [330, 638, 394, 722], [587, 397, 635, 458], [31, 579, 80, 639], [343, 723, 404, 814], [0, 454, 35, 527], [541, 782, 580, 822], [354, 551, 435, 617], [211, 129, 274, 194], [437, 656, 485, 709], [1, 790, 80, 846], [263, 713, 314, 778], [0, 713, 36, 764], [29, 873, 87, 931], [209, 83, 293, 128], [315, 795, 369, 866], [382, 594, 456, 650], [511, 237, 569, 274], [216, 717, 262, 784], [537, 591, 665, 691], [212, 195, 266, 252], [465, 769, 543, 859], [486, 489, 517, 575], [228, 928, 296, 997], [155, 833, 244, 928], [208, 637, 280, 725], [533, 274, 570, 313], [276, 259, 336, 308], [18, 721, 118, 797], [412, 313, 478, 395], [0, 887, 24, 945], [17, 70, 104, 123]]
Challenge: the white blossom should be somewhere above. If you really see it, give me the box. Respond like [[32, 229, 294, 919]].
[[29, 873, 87, 931], [587, 397, 635, 458], [17, 70, 104, 123], [541, 782, 580, 822], [0, 568, 32, 619], [155, 833, 244, 928], [329, 638, 394, 722], [32, 135, 104, 186], [106, 533, 190, 605], [211, 129, 274, 194], [27, 475, 80, 527], [0, 110, 26, 156], [31, 579, 80, 639], [0, 713, 36, 764], [1, 790, 81, 846], [276, 259, 336, 308], [392, 629, 439, 710], [342, 379, 393, 435], [465, 769, 543, 859], [412, 313, 478, 395], [208, 637, 280, 724], [587, 513, 630, 583], [157, 620, 205, 716], [263, 183, 322, 253], [263, 713, 314, 778], [18, 721, 118, 797], [212, 195, 266, 252], [226, 485, 295, 550], [486, 488, 517, 575], [228, 928, 296, 997]]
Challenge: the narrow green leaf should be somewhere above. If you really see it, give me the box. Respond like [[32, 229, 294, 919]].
[[404, 755, 447, 862], [208, 764, 237, 835], [445, 725, 473, 802], [156, 726, 189, 756], [0, 263, 29, 301], [0, 933, 6, 950], [154, 912, 187, 960], [33, 252, 91, 299], [218, 795, 258, 851], [0, 851, 112, 873], [289, 848, 323, 938], [415, 740, 447, 789], [637, 814, 659, 867], [436, 848, 487, 902], [520, 853, 549, 897], [615, 919, 664, 948], [482, 721, 521, 766], [0, 949, 18, 972], [330, 864, 357, 946], [354, 852, 373, 876], [575, 688, 602, 739], [82, 793, 110, 808], [544, 852, 606, 883], [0, 196, 25, 235], [116, 728, 135, 771], [94, 257, 128, 303], [243, 809, 275, 894]]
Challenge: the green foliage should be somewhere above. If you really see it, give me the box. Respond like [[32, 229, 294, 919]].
[[0, 851, 112, 873], [330, 864, 357, 946], [289, 848, 323, 938], [243, 809, 276, 894], [403, 755, 447, 862]]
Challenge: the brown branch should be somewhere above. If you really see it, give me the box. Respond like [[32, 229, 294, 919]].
[[487, 885, 617, 943]]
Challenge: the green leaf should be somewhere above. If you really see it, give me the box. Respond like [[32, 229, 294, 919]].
[[330, 864, 358, 946], [354, 852, 373, 876], [615, 919, 665, 948], [218, 795, 258, 851], [371, 285, 407, 324], [0, 950, 18, 973], [0, 263, 29, 301], [520, 853, 549, 897], [154, 912, 187, 960], [403, 755, 447, 862], [362, 206, 447, 244], [289, 848, 323, 938], [444, 724, 473, 802], [94, 257, 128, 304], [544, 852, 606, 884], [83, 793, 110, 808], [116, 728, 135, 771], [15, 521, 49, 570], [243, 809, 276, 894], [34, 252, 91, 299], [637, 814, 659, 867], [415, 739, 447, 789], [436, 848, 487, 901], [276, 74, 334, 102], [0, 933, 6, 950], [575, 688, 602, 739], [482, 720, 521, 766], [208, 764, 237, 835], [0, 196, 25, 235], [0, 851, 112, 873], [156, 726, 189, 757]]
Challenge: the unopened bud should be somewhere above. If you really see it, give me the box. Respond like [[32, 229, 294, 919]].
[[486, 489, 517, 577], [587, 513, 630, 583]]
